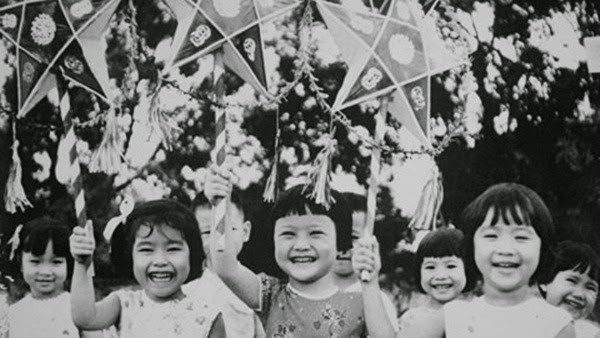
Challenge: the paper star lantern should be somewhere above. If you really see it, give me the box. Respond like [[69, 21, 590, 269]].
[[0, 0, 119, 118], [163, 0, 300, 97], [316, 0, 462, 146]]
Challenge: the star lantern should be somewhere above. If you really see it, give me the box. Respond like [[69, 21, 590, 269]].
[[316, 0, 463, 147], [163, 0, 301, 97], [0, 0, 120, 118]]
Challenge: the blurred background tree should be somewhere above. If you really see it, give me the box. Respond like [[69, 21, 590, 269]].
[[0, 0, 598, 280]]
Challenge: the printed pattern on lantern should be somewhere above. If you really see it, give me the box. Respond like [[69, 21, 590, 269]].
[[243, 38, 256, 61], [30, 13, 56, 46], [389, 34, 415, 65], [190, 24, 211, 47], [22, 62, 35, 83], [361, 67, 383, 90], [1, 14, 17, 29], [70, 0, 93, 19], [349, 13, 374, 35], [395, 1, 411, 21], [63, 55, 84, 74], [410, 86, 426, 110], [213, 0, 241, 18]]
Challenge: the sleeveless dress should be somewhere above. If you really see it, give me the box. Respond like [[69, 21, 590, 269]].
[[8, 292, 79, 338], [444, 296, 572, 338], [114, 289, 220, 338]]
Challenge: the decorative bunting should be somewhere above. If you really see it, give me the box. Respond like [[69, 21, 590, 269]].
[[162, 0, 301, 97], [0, 0, 120, 118], [316, 0, 464, 146]]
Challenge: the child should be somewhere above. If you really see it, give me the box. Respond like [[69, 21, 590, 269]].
[[398, 183, 576, 338], [331, 192, 399, 330], [6, 217, 79, 337], [183, 192, 265, 337], [205, 166, 396, 337], [541, 240, 600, 337], [398, 228, 469, 331], [69, 199, 225, 337]]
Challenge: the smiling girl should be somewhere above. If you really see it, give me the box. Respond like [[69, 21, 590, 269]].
[[204, 165, 396, 337], [69, 199, 224, 337], [7, 217, 79, 337], [398, 183, 576, 338], [398, 228, 470, 331], [541, 241, 600, 337]]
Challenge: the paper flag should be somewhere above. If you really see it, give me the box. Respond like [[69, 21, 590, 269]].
[[316, 0, 463, 147], [0, 0, 120, 118], [163, 0, 300, 97], [584, 36, 600, 74]]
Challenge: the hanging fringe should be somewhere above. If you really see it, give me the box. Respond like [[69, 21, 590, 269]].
[[8, 224, 23, 261], [408, 165, 444, 230], [4, 140, 32, 214], [148, 81, 181, 150], [263, 150, 279, 203], [89, 109, 124, 175], [303, 133, 337, 209], [263, 109, 281, 203]]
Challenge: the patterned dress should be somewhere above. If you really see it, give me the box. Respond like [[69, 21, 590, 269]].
[[114, 289, 219, 338], [259, 275, 367, 337]]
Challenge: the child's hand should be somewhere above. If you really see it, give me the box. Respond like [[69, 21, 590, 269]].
[[70, 221, 95, 267], [352, 235, 381, 284], [204, 164, 235, 204]]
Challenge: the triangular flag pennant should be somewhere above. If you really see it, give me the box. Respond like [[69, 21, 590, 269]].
[[317, 0, 467, 147], [0, 0, 119, 117], [163, 0, 301, 98], [387, 75, 431, 147]]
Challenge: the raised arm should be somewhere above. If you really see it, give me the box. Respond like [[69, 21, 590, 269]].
[[70, 221, 120, 330], [352, 236, 395, 338], [205, 165, 262, 309]]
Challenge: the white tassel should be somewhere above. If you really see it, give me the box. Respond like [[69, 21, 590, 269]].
[[89, 109, 124, 175], [408, 166, 444, 230], [4, 140, 32, 213], [304, 136, 337, 209], [148, 84, 181, 150]]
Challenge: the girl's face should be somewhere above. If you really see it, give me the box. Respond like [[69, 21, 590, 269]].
[[420, 256, 466, 304], [132, 224, 190, 302], [274, 214, 337, 285], [21, 240, 67, 299], [544, 267, 599, 320], [474, 208, 541, 295]]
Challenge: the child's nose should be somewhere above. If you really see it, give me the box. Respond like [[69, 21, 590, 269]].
[[151, 251, 169, 265], [495, 235, 517, 254], [37, 263, 52, 275], [292, 235, 311, 250]]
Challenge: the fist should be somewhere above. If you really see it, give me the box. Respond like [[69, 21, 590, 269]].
[[352, 235, 381, 283], [204, 164, 235, 204], [70, 221, 95, 266]]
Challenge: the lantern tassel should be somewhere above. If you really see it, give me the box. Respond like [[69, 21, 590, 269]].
[[408, 166, 444, 231], [148, 84, 181, 150], [89, 109, 124, 175], [304, 135, 336, 209], [263, 152, 279, 203], [4, 140, 32, 213]]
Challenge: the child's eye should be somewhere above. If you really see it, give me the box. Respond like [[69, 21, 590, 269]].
[[482, 233, 498, 239], [137, 247, 153, 253], [447, 264, 457, 269], [514, 235, 530, 241], [52, 259, 65, 265], [310, 230, 325, 237], [29, 258, 40, 264], [423, 265, 435, 270], [278, 231, 295, 239], [167, 246, 183, 252], [586, 283, 599, 292], [566, 277, 578, 284]]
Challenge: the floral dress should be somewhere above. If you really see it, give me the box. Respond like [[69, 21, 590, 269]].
[[115, 289, 219, 338], [259, 276, 366, 338]]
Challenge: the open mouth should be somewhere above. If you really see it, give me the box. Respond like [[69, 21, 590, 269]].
[[148, 272, 175, 283], [290, 256, 317, 264], [35, 279, 55, 284], [563, 298, 585, 310], [492, 262, 520, 269], [431, 283, 454, 290]]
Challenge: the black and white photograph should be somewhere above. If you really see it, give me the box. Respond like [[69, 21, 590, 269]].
[[0, 0, 599, 336]]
